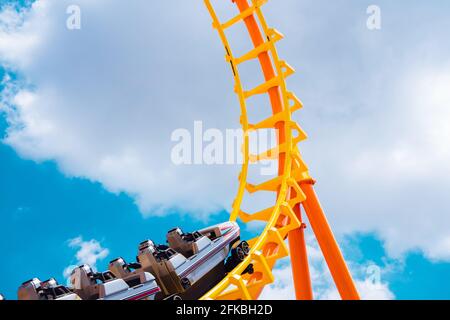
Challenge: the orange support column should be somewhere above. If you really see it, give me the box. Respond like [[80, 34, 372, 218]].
[[288, 203, 314, 300], [300, 181, 360, 300], [232, 0, 286, 169]]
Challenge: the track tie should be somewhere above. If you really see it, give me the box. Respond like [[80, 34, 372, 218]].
[[264, 227, 289, 262], [243, 62, 294, 98], [248, 111, 289, 130], [287, 179, 307, 204], [248, 130, 305, 163], [239, 206, 274, 223], [251, 251, 275, 284], [229, 275, 253, 300], [277, 203, 302, 238], [246, 176, 282, 193], [234, 29, 284, 65], [220, 0, 268, 30]]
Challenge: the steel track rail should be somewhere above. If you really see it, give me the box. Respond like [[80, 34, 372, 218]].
[[201, 0, 312, 300]]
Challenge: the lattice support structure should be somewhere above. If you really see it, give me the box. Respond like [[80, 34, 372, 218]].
[[202, 0, 360, 300]]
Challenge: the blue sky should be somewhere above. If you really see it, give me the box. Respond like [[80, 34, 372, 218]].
[[1, 0, 450, 300]]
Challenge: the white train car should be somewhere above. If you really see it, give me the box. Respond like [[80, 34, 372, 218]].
[[17, 221, 251, 300]]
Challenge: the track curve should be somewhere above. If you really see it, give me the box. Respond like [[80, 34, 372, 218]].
[[201, 0, 312, 300]]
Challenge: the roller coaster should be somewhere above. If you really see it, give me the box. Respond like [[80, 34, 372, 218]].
[[11, 0, 361, 301]]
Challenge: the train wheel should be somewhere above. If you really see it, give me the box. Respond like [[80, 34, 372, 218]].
[[232, 246, 246, 262], [239, 241, 250, 255]]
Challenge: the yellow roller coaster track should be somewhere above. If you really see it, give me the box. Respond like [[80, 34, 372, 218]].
[[201, 0, 360, 300]]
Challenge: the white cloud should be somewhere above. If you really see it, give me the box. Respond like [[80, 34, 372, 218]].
[[0, 2, 48, 68], [265, 1, 450, 262], [305, 64, 450, 262], [63, 236, 109, 280], [1, 0, 450, 264], [350, 65, 450, 180], [0, 0, 242, 219]]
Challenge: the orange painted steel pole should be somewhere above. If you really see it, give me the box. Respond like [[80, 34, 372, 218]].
[[234, 0, 313, 300], [300, 181, 360, 300], [288, 203, 314, 300], [233, 0, 358, 300], [233, 0, 286, 177]]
